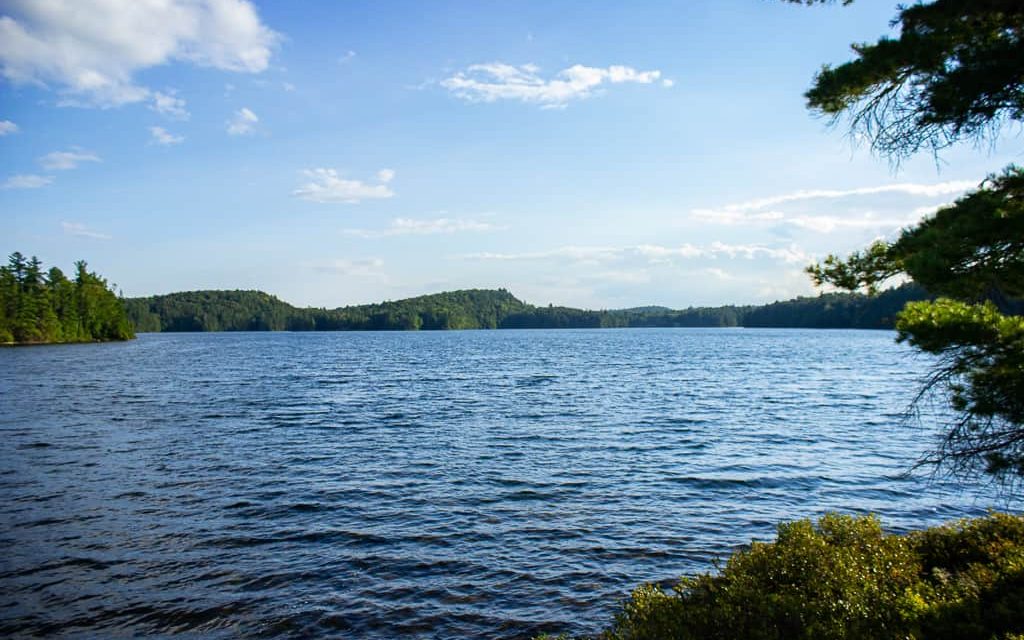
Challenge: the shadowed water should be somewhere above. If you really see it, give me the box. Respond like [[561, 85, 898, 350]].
[[0, 329, 999, 638]]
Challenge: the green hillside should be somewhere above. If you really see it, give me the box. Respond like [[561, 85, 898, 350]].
[[125, 284, 929, 333]]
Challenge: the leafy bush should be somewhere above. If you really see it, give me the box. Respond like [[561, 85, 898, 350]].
[[576, 513, 1024, 640]]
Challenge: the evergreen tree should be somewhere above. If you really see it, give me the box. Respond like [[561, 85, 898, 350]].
[[0, 253, 134, 344], [800, 0, 1024, 484]]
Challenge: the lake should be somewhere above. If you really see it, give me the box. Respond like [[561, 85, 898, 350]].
[[0, 329, 1000, 638]]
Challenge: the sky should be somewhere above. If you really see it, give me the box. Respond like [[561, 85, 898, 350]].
[[1, 0, 1020, 310]]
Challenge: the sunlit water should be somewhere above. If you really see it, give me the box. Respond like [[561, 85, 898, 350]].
[[0, 329, 1001, 638]]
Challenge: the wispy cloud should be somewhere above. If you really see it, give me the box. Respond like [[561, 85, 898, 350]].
[[150, 126, 184, 145], [690, 180, 973, 232], [442, 62, 666, 108], [2, 174, 53, 189], [150, 90, 189, 119], [39, 149, 101, 170], [720, 181, 976, 214], [0, 120, 18, 135], [338, 50, 356, 64], [706, 241, 809, 264], [311, 258, 384, 278], [463, 242, 809, 265], [343, 217, 505, 238], [61, 221, 111, 239], [690, 209, 786, 225], [226, 107, 258, 135], [0, 0, 279, 108], [293, 168, 395, 204], [464, 245, 622, 263], [784, 212, 916, 233]]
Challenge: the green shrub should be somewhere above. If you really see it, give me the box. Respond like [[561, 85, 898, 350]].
[[587, 513, 1024, 640]]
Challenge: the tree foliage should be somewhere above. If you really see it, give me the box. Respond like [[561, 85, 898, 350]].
[[601, 513, 1024, 640], [0, 252, 134, 344], [899, 299, 1024, 478], [808, 167, 1024, 301], [123, 284, 928, 333], [803, 1, 1024, 486], [803, 0, 1024, 160]]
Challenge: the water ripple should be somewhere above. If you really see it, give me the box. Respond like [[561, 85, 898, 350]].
[[0, 328, 1001, 638]]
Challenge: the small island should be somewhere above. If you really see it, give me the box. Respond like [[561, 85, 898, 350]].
[[0, 252, 134, 345]]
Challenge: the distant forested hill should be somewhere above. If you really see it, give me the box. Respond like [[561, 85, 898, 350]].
[[125, 288, 532, 332], [125, 284, 929, 333], [1, 252, 134, 344], [125, 290, 302, 333], [741, 284, 927, 329]]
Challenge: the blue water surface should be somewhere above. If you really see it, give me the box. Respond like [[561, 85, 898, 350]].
[[0, 329, 1000, 638]]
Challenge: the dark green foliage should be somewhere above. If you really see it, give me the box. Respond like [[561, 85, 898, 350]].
[[809, 170, 1024, 484], [123, 284, 928, 333], [125, 288, 533, 332], [0, 252, 134, 344], [123, 290, 303, 332], [804, 0, 1024, 159], [808, 168, 1024, 303], [743, 284, 928, 329], [898, 299, 1024, 478], [893, 169, 1024, 302], [596, 513, 1024, 640], [340, 288, 529, 330], [802, 0, 1024, 486]]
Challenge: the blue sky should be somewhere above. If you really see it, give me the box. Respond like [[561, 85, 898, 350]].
[[1, 0, 1019, 309]]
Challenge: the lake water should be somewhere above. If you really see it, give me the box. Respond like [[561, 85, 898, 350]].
[[0, 329, 1001, 638]]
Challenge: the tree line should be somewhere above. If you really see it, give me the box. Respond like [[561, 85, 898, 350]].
[[0, 252, 135, 344], [123, 283, 928, 333]]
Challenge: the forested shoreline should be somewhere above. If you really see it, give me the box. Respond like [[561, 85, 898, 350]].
[[0, 253, 134, 345], [0, 248, 928, 344], [0, 250, 930, 344], [124, 283, 927, 333]]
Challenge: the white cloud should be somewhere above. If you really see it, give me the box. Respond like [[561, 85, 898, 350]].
[[720, 181, 976, 214], [61, 221, 110, 239], [150, 126, 184, 145], [661, 78, 675, 88], [343, 217, 504, 238], [594, 268, 652, 285], [0, 120, 18, 135], [463, 242, 809, 265], [39, 149, 100, 170], [2, 173, 52, 189], [634, 244, 705, 260], [0, 0, 279, 108], [690, 209, 786, 225], [689, 181, 973, 233], [312, 258, 384, 277], [338, 50, 356, 64], [464, 245, 623, 262], [703, 267, 737, 281], [226, 107, 258, 135], [293, 168, 396, 204], [784, 212, 921, 233], [707, 241, 810, 264], [150, 90, 189, 119], [442, 62, 665, 108]]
